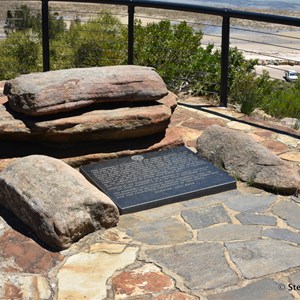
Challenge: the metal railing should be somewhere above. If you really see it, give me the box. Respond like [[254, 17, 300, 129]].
[[40, 0, 300, 107], [1, 1, 300, 107]]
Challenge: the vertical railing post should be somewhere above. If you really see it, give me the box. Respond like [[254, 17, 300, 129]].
[[41, 0, 50, 71], [220, 15, 230, 107], [128, 5, 135, 65]]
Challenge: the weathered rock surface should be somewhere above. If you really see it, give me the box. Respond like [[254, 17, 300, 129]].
[[181, 204, 232, 229], [0, 92, 177, 142], [119, 216, 192, 245], [272, 200, 300, 230], [0, 229, 64, 274], [226, 239, 300, 278], [0, 274, 52, 300], [145, 243, 238, 290], [111, 264, 174, 298], [57, 246, 138, 299], [281, 117, 300, 130], [197, 125, 300, 194], [197, 224, 262, 241], [4, 65, 168, 116], [236, 212, 277, 225], [263, 228, 300, 244], [208, 279, 294, 300], [0, 155, 119, 250], [224, 193, 276, 213]]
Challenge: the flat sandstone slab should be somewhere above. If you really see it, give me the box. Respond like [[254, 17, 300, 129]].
[[4, 65, 168, 116], [0, 92, 176, 142]]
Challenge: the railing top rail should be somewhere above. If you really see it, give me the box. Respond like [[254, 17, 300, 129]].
[[45, 0, 300, 27]]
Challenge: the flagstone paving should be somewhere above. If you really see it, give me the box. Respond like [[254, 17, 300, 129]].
[[236, 212, 277, 225], [207, 279, 294, 300], [0, 94, 299, 299], [272, 200, 300, 230]]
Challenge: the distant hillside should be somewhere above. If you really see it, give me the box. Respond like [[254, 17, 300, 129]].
[[0, 0, 297, 31], [0, 1, 128, 22]]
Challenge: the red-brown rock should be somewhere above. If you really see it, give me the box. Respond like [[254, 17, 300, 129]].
[[3, 283, 22, 299], [0, 229, 63, 274], [111, 264, 174, 298], [262, 139, 290, 154], [4, 65, 168, 116], [181, 117, 226, 131]]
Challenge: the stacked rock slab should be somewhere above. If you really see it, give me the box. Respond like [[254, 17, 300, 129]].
[[2, 65, 177, 142], [4, 65, 169, 116], [0, 66, 180, 250], [0, 92, 177, 142]]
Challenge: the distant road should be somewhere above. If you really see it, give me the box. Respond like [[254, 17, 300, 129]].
[[255, 65, 300, 81]]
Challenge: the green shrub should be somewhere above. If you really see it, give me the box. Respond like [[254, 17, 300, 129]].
[[230, 69, 300, 119], [134, 21, 257, 96], [260, 78, 300, 119], [1, 7, 298, 120], [0, 30, 41, 79], [230, 70, 273, 115], [63, 12, 127, 68], [134, 19, 204, 92]]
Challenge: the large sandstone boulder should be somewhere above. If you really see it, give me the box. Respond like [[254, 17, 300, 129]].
[[4, 65, 168, 116], [0, 92, 177, 142], [197, 125, 300, 194], [0, 155, 119, 250]]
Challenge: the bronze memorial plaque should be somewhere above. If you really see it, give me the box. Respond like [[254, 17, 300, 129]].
[[80, 146, 236, 214]]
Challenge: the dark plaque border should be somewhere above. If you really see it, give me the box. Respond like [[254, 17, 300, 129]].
[[80, 146, 236, 214]]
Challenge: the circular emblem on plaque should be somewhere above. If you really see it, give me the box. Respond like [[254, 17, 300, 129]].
[[131, 155, 144, 161]]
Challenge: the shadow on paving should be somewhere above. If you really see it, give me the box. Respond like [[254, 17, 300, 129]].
[[0, 204, 58, 252]]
